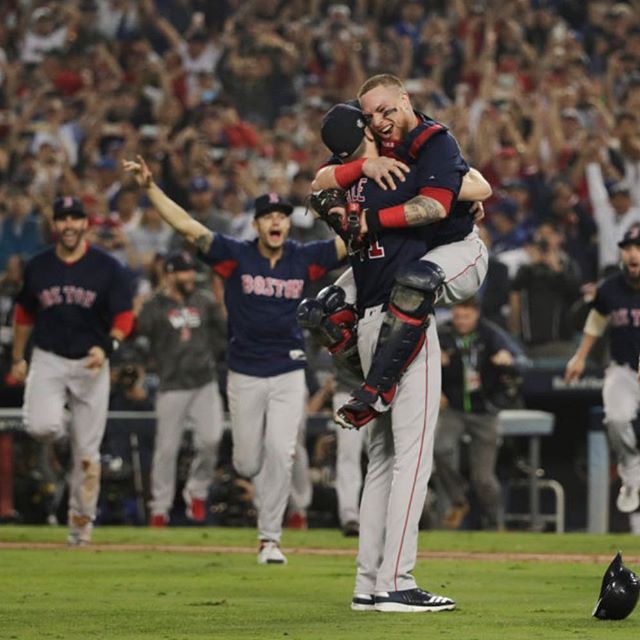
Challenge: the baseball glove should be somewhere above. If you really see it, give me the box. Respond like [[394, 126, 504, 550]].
[[308, 189, 366, 255]]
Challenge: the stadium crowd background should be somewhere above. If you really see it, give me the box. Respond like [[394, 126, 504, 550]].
[[2, 0, 640, 529]]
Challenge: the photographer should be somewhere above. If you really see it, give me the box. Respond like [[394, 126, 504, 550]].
[[509, 221, 581, 358], [434, 298, 524, 530]]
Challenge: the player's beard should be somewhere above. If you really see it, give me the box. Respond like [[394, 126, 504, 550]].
[[59, 229, 84, 253], [176, 281, 194, 298], [623, 263, 640, 288]]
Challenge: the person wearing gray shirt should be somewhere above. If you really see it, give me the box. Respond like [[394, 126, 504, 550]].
[[137, 251, 226, 526]]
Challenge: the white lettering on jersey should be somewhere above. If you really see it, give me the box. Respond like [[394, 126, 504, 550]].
[[38, 286, 96, 309], [611, 307, 640, 327], [347, 177, 367, 203], [241, 275, 304, 299]]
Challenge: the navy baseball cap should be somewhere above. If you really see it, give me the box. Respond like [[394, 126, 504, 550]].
[[164, 251, 195, 273], [189, 176, 211, 193], [53, 196, 86, 220], [320, 103, 366, 158], [618, 224, 640, 248], [254, 193, 293, 219]]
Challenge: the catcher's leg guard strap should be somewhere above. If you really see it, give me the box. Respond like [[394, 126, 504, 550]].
[[362, 261, 445, 399]]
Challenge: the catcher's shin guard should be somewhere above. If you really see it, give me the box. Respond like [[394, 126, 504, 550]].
[[297, 285, 362, 377], [356, 260, 445, 409]]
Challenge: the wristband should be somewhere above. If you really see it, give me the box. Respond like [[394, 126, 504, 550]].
[[365, 205, 407, 233], [335, 159, 366, 188]]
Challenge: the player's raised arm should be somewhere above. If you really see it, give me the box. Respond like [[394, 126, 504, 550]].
[[564, 308, 609, 383], [122, 156, 214, 253], [312, 157, 410, 192]]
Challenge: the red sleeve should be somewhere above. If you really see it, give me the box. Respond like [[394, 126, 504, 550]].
[[419, 186, 454, 215], [112, 310, 134, 338], [14, 303, 34, 326]]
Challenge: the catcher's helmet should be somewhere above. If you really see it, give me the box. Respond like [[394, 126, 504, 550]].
[[592, 552, 640, 620]]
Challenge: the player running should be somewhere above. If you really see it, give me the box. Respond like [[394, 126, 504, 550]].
[[10, 196, 134, 545], [565, 223, 640, 514], [124, 156, 346, 564]]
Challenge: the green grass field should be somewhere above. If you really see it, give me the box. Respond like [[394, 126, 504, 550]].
[[2, 526, 640, 639]]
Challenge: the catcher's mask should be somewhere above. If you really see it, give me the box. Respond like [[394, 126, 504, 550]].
[[592, 552, 640, 620]]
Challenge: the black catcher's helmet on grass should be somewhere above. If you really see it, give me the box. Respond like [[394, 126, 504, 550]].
[[592, 552, 640, 620]]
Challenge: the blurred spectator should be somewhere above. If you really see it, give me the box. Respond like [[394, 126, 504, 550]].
[[476, 226, 511, 329], [435, 299, 524, 530], [487, 196, 528, 254], [509, 222, 581, 358], [585, 150, 640, 275], [0, 188, 44, 271]]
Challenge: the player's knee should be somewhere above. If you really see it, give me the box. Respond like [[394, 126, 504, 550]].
[[24, 417, 63, 443], [391, 260, 445, 317], [232, 454, 261, 479], [604, 411, 636, 429]]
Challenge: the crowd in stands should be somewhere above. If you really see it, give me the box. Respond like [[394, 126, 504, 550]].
[[0, 0, 639, 377]]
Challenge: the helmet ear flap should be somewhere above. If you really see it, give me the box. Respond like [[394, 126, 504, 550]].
[[593, 552, 640, 620]]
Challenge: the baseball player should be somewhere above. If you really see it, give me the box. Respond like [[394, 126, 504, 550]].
[[123, 155, 346, 564], [565, 223, 640, 514], [311, 91, 490, 429], [10, 196, 134, 545], [301, 101, 487, 613], [136, 251, 226, 526]]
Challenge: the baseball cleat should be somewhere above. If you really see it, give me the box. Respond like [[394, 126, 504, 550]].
[[183, 489, 207, 522], [351, 593, 375, 611], [374, 588, 456, 613], [616, 485, 640, 513], [150, 514, 168, 527], [342, 520, 360, 537], [68, 515, 93, 547], [257, 540, 287, 565]]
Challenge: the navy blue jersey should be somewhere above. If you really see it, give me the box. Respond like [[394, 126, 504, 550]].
[[199, 235, 340, 377], [346, 168, 436, 313], [16, 245, 133, 359], [381, 112, 472, 245], [592, 273, 640, 368]]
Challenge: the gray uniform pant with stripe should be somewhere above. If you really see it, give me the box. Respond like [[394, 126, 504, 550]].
[[603, 363, 640, 489], [334, 389, 367, 527], [23, 347, 110, 523], [354, 312, 441, 594], [150, 381, 224, 516], [228, 368, 306, 543]]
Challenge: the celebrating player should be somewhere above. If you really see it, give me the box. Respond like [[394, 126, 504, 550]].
[[136, 251, 226, 526], [10, 196, 134, 545], [312, 88, 490, 430], [302, 98, 489, 612], [565, 223, 640, 514], [123, 155, 346, 564]]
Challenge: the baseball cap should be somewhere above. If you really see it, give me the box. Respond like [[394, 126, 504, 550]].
[[609, 181, 631, 197], [53, 196, 86, 220], [618, 224, 640, 248], [320, 103, 366, 158], [189, 176, 211, 193], [164, 251, 195, 273], [490, 197, 519, 220], [254, 193, 293, 219]]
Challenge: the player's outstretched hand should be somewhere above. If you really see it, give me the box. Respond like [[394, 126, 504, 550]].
[[564, 354, 585, 384], [85, 346, 106, 371], [122, 155, 153, 188], [362, 157, 409, 191]]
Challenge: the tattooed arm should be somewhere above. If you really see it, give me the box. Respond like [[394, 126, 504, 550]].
[[123, 155, 214, 251], [403, 195, 447, 226]]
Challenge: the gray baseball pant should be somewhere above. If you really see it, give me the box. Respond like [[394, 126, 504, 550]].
[[150, 380, 224, 516], [23, 347, 109, 523], [227, 368, 306, 543], [354, 313, 441, 594], [434, 408, 500, 527], [333, 389, 367, 527], [603, 363, 640, 489]]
